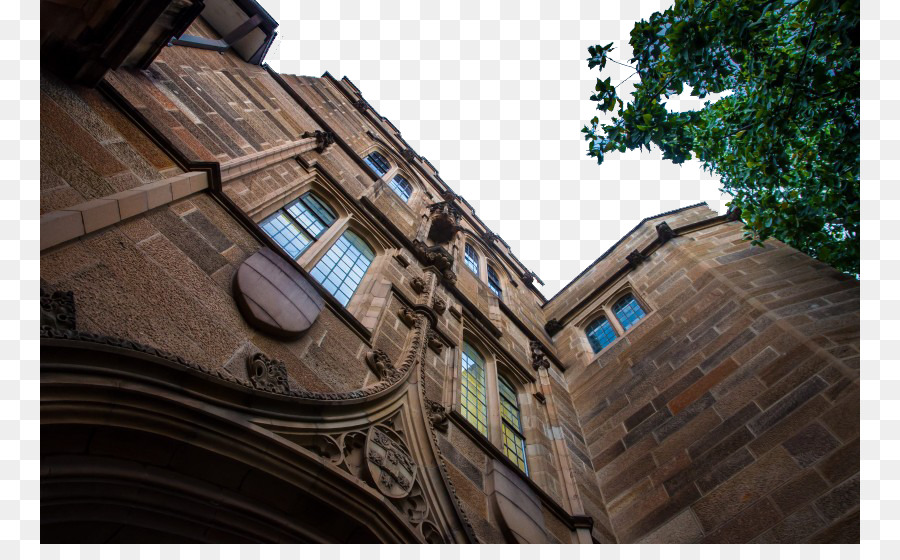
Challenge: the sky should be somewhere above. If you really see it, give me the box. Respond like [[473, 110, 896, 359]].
[[257, 0, 731, 298]]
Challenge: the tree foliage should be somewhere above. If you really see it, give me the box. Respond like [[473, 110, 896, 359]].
[[583, 0, 859, 274]]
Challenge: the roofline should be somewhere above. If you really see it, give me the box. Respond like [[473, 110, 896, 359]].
[[541, 202, 711, 307]]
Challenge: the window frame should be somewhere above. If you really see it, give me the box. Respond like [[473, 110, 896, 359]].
[[456, 335, 531, 476], [363, 150, 391, 176], [486, 264, 503, 300], [260, 191, 339, 259], [578, 285, 652, 359], [585, 314, 618, 354], [309, 229, 376, 307], [464, 243, 480, 275], [387, 174, 413, 203]]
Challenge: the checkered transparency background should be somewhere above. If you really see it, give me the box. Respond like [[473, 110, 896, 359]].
[[9, 0, 888, 556]]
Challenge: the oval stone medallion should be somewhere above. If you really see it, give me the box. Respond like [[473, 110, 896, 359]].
[[233, 247, 324, 339]]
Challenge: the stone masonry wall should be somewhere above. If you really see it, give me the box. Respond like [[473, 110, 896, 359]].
[[562, 219, 859, 543]]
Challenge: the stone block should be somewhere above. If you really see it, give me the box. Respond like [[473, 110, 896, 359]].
[[771, 469, 830, 515], [69, 198, 120, 233], [135, 179, 174, 209], [782, 422, 840, 467], [173, 171, 209, 199], [817, 437, 859, 484], [40, 210, 84, 251], [815, 474, 859, 522], [702, 497, 781, 543], [104, 188, 149, 220]]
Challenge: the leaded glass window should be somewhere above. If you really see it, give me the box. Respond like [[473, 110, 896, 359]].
[[487, 265, 502, 299], [261, 211, 312, 259], [586, 316, 617, 353], [499, 374, 528, 474], [364, 151, 390, 176], [613, 294, 646, 331], [464, 243, 479, 275], [310, 231, 375, 306], [460, 342, 488, 436], [389, 175, 413, 202], [285, 193, 336, 239]]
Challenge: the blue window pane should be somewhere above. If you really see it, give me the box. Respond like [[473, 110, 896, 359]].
[[613, 294, 646, 331], [487, 266, 502, 299], [365, 151, 391, 175], [586, 316, 617, 353], [389, 175, 412, 202], [311, 231, 375, 306], [464, 244, 479, 275], [260, 211, 312, 259]]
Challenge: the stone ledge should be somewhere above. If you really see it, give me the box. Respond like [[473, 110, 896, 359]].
[[40, 171, 209, 251]]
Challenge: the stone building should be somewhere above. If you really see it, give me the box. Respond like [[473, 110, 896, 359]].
[[40, 0, 860, 544]]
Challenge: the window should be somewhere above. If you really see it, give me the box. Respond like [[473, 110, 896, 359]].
[[389, 175, 412, 202], [613, 294, 646, 331], [262, 192, 337, 258], [487, 265, 502, 299], [498, 374, 528, 474], [586, 316, 617, 353], [310, 231, 375, 306], [460, 342, 488, 436], [464, 243, 479, 275], [364, 151, 391, 176]]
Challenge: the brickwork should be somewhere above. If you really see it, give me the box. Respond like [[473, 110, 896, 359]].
[[39, 6, 858, 544]]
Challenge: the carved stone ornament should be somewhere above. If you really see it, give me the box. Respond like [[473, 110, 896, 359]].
[[529, 340, 551, 371], [544, 319, 563, 337], [426, 332, 444, 354], [440, 190, 458, 202], [533, 391, 547, 405], [365, 349, 396, 380], [432, 296, 447, 315], [424, 398, 449, 432], [246, 352, 291, 395], [353, 98, 369, 111], [40, 287, 76, 333], [411, 240, 455, 274], [410, 275, 427, 294], [520, 272, 535, 286], [442, 269, 457, 285], [427, 202, 462, 244], [656, 221, 676, 242], [626, 250, 647, 267], [301, 130, 335, 153], [400, 147, 417, 162], [482, 231, 501, 245], [398, 306, 417, 327], [366, 425, 417, 499]]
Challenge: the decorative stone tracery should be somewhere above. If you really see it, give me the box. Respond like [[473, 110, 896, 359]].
[[246, 352, 291, 394]]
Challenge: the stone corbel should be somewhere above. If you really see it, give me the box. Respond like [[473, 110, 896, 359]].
[[656, 221, 676, 242], [301, 130, 335, 153], [626, 250, 647, 267]]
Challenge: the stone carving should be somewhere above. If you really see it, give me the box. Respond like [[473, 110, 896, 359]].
[[40, 287, 76, 334], [482, 231, 501, 245], [529, 340, 551, 371], [411, 275, 427, 294], [353, 98, 369, 111], [301, 130, 335, 153], [432, 296, 447, 315], [400, 147, 417, 162], [626, 250, 647, 267], [533, 391, 547, 404], [520, 272, 535, 286], [424, 398, 449, 432], [656, 221, 676, 242], [399, 306, 417, 327], [246, 352, 291, 394], [411, 240, 455, 276], [427, 202, 462, 244], [443, 269, 457, 285], [366, 425, 417, 499], [426, 332, 444, 354], [365, 349, 396, 380], [440, 190, 457, 202], [544, 319, 563, 337]]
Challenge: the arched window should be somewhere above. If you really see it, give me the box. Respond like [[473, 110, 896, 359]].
[[310, 231, 375, 306], [460, 342, 488, 436], [388, 175, 413, 202], [487, 265, 502, 299], [586, 316, 617, 353], [612, 294, 646, 331], [498, 374, 528, 474], [464, 243, 479, 275], [261, 192, 337, 259], [364, 151, 391, 176]]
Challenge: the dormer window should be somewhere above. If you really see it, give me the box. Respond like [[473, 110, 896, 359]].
[[464, 243, 480, 275], [389, 175, 413, 202], [487, 265, 503, 300], [364, 151, 391, 176]]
